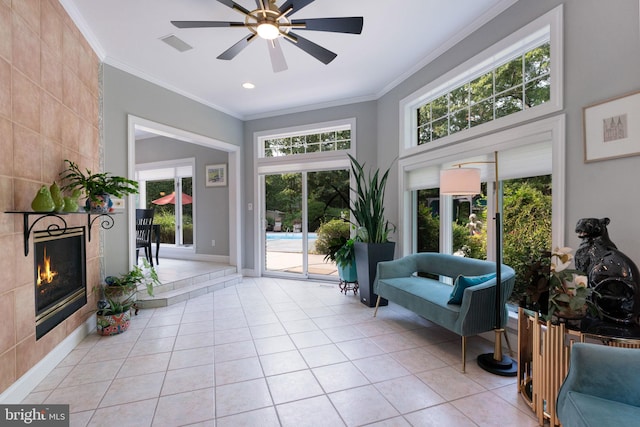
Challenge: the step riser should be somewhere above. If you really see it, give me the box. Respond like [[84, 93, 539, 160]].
[[136, 273, 242, 309], [148, 268, 238, 295]]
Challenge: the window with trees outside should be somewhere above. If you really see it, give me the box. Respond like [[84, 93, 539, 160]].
[[261, 126, 351, 158], [416, 43, 550, 146]]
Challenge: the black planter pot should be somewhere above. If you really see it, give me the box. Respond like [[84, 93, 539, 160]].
[[354, 241, 395, 307]]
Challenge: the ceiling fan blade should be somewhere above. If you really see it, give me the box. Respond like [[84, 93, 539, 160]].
[[284, 31, 337, 64], [291, 17, 363, 34], [216, 0, 251, 15], [217, 34, 257, 60], [171, 21, 244, 28], [267, 39, 288, 73], [279, 0, 316, 16]]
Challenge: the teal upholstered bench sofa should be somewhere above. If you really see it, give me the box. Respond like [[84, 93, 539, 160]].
[[557, 342, 640, 427], [372, 252, 515, 372]]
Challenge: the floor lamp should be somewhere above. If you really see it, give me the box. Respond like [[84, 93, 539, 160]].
[[440, 151, 517, 376]]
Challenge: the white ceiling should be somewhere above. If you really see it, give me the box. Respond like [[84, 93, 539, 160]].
[[62, 0, 516, 120]]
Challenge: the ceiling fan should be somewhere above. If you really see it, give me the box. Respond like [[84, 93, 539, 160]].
[[171, 0, 364, 72]]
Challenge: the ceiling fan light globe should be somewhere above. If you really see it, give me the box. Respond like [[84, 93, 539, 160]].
[[257, 23, 279, 40]]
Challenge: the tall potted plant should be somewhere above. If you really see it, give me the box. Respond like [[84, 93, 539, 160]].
[[347, 154, 395, 307], [59, 159, 139, 213]]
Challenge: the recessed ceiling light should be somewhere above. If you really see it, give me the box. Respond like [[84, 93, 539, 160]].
[[242, 82, 256, 89]]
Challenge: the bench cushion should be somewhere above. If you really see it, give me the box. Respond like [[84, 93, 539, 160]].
[[560, 391, 640, 427], [376, 277, 460, 329]]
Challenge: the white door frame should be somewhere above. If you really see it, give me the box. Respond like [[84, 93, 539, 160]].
[[127, 115, 242, 268]]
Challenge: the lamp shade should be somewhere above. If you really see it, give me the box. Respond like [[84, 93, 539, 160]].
[[440, 168, 481, 195]]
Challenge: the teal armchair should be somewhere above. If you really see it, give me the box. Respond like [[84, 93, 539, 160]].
[[557, 342, 640, 427]]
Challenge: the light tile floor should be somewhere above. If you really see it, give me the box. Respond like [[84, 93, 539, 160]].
[[23, 276, 538, 427]]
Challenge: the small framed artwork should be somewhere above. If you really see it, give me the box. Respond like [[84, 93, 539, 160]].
[[583, 90, 640, 162], [205, 164, 227, 187]]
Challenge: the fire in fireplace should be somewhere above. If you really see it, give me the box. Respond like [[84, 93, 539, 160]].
[[33, 227, 87, 340]]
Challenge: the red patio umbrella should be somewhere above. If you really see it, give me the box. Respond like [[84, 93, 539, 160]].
[[151, 192, 193, 205]]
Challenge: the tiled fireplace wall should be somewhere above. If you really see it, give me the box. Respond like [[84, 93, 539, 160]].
[[0, 0, 101, 394]]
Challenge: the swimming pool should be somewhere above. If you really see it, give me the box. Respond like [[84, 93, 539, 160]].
[[266, 232, 318, 240]]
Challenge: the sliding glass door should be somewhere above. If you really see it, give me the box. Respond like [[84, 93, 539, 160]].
[[262, 169, 350, 279], [264, 172, 304, 274]]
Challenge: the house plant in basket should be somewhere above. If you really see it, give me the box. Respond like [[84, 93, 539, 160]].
[[96, 260, 159, 335], [96, 296, 135, 336]]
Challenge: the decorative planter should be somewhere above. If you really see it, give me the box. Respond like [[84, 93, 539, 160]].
[[338, 262, 358, 295], [354, 241, 395, 307], [96, 310, 131, 336], [338, 262, 357, 283], [85, 193, 112, 214]]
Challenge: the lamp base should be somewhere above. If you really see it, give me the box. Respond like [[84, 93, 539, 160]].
[[477, 353, 517, 377]]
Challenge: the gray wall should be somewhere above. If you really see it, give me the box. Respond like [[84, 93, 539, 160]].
[[243, 101, 378, 271], [102, 64, 242, 273], [136, 136, 230, 255], [103, 0, 640, 274], [377, 0, 640, 264]]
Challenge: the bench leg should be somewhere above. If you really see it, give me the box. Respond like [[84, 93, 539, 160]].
[[462, 336, 467, 373], [373, 295, 381, 317]]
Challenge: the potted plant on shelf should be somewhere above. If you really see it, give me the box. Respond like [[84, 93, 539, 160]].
[[96, 260, 159, 336], [59, 159, 139, 213], [347, 154, 396, 307]]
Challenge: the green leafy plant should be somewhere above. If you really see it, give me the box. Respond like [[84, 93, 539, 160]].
[[347, 154, 395, 243], [59, 159, 139, 203], [315, 219, 351, 255], [334, 238, 356, 268], [98, 297, 135, 316], [105, 259, 159, 297], [323, 235, 356, 268]]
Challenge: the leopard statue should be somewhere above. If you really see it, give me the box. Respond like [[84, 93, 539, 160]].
[[575, 217, 640, 325]]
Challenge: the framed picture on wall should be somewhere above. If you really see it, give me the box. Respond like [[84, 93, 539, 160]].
[[583, 90, 640, 162], [205, 164, 227, 187]]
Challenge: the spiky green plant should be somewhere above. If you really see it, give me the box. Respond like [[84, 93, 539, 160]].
[[347, 154, 395, 243]]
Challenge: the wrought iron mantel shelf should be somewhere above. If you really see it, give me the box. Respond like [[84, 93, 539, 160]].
[[4, 211, 119, 256]]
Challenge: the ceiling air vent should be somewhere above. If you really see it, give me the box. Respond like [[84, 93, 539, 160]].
[[160, 34, 193, 52]]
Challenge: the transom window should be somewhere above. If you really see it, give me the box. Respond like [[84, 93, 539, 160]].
[[417, 43, 550, 145], [261, 125, 351, 158]]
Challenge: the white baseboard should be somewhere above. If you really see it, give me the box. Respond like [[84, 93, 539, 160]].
[[0, 316, 96, 404], [241, 268, 258, 277]]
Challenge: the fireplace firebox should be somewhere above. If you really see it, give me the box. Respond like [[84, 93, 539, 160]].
[[33, 227, 87, 340]]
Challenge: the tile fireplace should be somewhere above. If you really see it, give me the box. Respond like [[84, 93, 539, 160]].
[[33, 227, 87, 340]]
